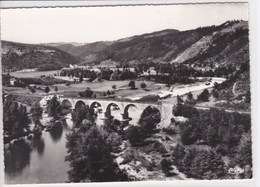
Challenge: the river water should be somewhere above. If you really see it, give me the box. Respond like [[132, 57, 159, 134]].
[[4, 107, 143, 184]]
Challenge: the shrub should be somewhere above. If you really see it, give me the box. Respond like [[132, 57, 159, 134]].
[[197, 89, 210, 102], [161, 159, 174, 177], [140, 82, 147, 89], [173, 103, 199, 118], [138, 94, 160, 102], [128, 80, 136, 89], [125, 125, 145, 146]]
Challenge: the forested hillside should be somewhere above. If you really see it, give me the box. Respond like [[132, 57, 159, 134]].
[[1, 41, 79, 71]]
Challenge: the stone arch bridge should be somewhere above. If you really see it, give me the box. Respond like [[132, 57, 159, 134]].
[[59, 97, 173, 127]]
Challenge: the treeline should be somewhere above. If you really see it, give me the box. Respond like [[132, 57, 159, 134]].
[[60, 68, 137, 81]]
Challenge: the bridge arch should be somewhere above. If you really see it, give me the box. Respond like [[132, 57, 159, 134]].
[[75, 100, 86, 110], [105, 103, 121, 119], [139, 106, 161, 124], [61, 99, 72, 109], [122, 104, 137, 119], [90, 101, 103, 114]]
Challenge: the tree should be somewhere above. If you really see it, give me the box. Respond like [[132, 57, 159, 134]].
[[54, 86, 58, 93], [3, 95, 31, 136], [30, 87, 36, 94], [71, 105, 95, 128], [112, 85, 117, 91], [30, 102, 43, 126], [186, 92, 196, 105], [128, 80, 136, 89], [197, 89, 210, 102], [66, 105, 128, 182], [45, 86, 50, 94], [79, 87, 94, 98], [79, 75, 83, 82], [140, 82, 147, 89], [125, 125, 145, 146], [212, 89, 219, 98], [177, 95, 184, 104], [46, 95, 61, 118]]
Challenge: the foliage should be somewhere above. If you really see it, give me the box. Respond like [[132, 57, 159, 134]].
[[128, 80, 136, 89], [173, 103, 199, 118], [234, 132, 252, 167], [172, 144, 226, 179], [20, 77, 68, 86], [66, 104, 128, 182], [185, 92, 196, 105], [71, 105, 95, 128], [46, 95, 61, 118], [78, 87, 94, 98], [45, 86, 50, 94], [197, 89, 210, 102], [140, 82, 147, 89], [112, 85, 117, 90], [160, 159, 174, 177], [138, 94, 160, 102], [3, 95, 31, 136], [2, 40, 79, 71], [125, 125, 145, 146], [139, 106, 161, 135], [179, 108, 251, 147], [30, 102, 43, 126]]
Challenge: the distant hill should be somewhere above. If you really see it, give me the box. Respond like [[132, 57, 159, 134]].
[[1, 41, 79, 71], [2, 20, 249, 71], [50, 20, 249, 69]]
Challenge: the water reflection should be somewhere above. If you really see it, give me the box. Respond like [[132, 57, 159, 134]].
[[5, 139, 32, 175], [31, 137, 45, 157], [48, 122, 63, 143]]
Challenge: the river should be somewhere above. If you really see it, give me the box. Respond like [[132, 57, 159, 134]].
[[4, 106, 143, 184]]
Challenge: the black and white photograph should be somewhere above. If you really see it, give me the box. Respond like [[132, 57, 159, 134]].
[[0, 1, 256, 185]]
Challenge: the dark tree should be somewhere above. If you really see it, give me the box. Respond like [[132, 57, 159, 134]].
[[66, 105, 128, 182], [128, 80, 136, 89], [45, 86, 50, 94], [197, 89, 210, 102], [112, 85, 117, 90], [54, 86, 58, 93], [30, 87, 36, 93], [3, 95, 31, 136], [71, 105, 95, 128], [30, 102, 43, 126], [140, 82, 147, 89], [46, 95, 61, 118]]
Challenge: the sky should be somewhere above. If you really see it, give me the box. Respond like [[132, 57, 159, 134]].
[[1, 3, 248, 44]]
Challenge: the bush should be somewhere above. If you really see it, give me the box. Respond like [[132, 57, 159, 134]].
[[128, 80, 136, 89], [161, 159, 174, 177], [197, 89, 210, 102], [78, 87, 94, 98], [138, 94, 160, 102], [140, 82, 147, 89], [173, 103, 199, 118], [125, 125, 145, 146]]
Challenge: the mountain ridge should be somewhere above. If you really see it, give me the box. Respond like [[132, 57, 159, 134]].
[[1, 20, 248, 71]]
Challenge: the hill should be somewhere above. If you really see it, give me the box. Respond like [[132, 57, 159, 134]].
[[1, 41, 79, 71], [51, 20, 249, 69]]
